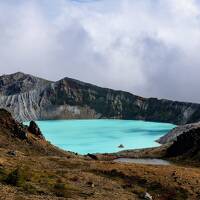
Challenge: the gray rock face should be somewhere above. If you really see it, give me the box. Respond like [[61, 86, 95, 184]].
[[1, 72, 200, 125], [0, 72, 51, 96], [144, 192, 153, 200]]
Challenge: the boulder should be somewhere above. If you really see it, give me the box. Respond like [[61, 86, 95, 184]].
[[118, 144, 124, 148], [28, 121, 44, 139], [144, 192, 153, 200], [7, 151, 17, 156], [87, 153, 98, 160], [0, 109, 27, 140]]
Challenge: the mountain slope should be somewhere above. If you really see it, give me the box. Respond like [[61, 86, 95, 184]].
[[0, 109, 200, 200], [0, 72, 51, 96], [0, 109, 67, 156], [157, 122, 200, 144], [166, 126, 200, 161], [1, 72, 200, 124]]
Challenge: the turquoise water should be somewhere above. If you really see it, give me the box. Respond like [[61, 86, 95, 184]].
[[25, 120, 175, 155]]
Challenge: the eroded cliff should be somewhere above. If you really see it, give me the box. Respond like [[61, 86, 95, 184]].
[[1, 72, 200, 124]]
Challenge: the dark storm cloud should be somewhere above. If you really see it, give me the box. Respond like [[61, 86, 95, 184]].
[[0, 0, 200, 103]]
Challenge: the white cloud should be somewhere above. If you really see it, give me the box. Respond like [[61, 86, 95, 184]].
[[0, 0, 200, 102]]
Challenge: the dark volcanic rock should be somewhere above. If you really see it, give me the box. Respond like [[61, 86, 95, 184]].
[[28, 121, 44, 139], [87, 153, 98, 160], [0, 109, 27, 139], [166, 127, 200, 160], [157, 122, 200, 144], [1, 72, 200, 125]]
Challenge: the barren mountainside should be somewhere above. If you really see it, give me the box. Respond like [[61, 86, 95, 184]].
[[0, 108, 200, 199], [1, 72, 200, 124]]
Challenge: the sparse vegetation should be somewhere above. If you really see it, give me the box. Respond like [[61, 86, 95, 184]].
[[51, 177, 82, 198], [0, 167, 6, 182], [5, 168, 25, 187], [0, 109, 199, 199]]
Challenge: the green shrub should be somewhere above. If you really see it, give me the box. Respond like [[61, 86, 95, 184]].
[[54, 183, 66, 190], [53, 182, 80, 198], [5, 168, 25, 187], [0, 168, 7, 182], [23, 183, 38, 194], [54, 183, 69, 197]]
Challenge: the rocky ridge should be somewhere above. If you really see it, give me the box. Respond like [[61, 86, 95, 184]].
[[0, 108, 66, 156], [1, 72, 200, 124], [157, 122, 200, 144], [0, 72, 51, 96], [166, 126, 200, 161]]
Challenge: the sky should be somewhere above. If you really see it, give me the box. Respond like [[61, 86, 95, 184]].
[[0, 0, 200, 103]]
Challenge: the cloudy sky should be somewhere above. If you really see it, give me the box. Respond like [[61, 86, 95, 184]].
[[0, 0, 200, 103]]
